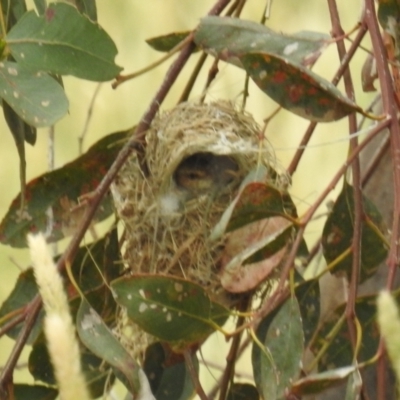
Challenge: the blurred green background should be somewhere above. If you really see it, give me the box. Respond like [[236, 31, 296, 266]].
[[0, 0, 370, 394]]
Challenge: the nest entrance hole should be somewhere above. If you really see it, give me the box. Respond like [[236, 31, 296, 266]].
[[173, 152, 240, 198]]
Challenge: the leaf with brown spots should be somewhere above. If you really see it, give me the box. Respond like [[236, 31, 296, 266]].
[[240, 52, 363, 122], [0, 131, 127, 247], [321, 182, 388, 282]]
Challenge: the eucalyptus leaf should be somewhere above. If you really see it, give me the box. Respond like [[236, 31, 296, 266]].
[[7, 2, 121, 81], [0, 61, 68, 127]]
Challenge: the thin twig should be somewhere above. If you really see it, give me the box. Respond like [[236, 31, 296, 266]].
[[328, 0, 361, 361], [184, 350, 208, 400], [287, 22, 368, 175], [218, 295, 250, 400], [179, 52, 208, 103], [365, 1, 400, 398], [112, 37, 191, 90], [78, 83, 102, 154], [276, 118, 391, 295]]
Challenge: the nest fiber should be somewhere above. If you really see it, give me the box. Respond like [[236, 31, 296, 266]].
[[112, 101, 282, 295]]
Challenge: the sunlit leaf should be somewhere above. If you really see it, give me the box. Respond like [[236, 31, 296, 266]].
[[194, 16, 329, 67], [344, 369, 362, 400], [240, 52, 363, 122], [77, 298, 141, 395], [7, 2, 122, 81], [252, 297, 304, 399], [146, 31, 192, 52], [0, 131, 126, 247], [322, 182, 388, 282], [111, 274, 230, 350], [143, 342, 197, 400], [0, 61, 68, 127], [290, 366, 357, 396]]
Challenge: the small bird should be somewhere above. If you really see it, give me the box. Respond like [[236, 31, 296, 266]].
[[173, 152, 239, 200]]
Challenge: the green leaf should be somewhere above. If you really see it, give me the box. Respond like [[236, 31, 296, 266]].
[[77, 298, 142, 395], [146, 31, 191, 52], [33, 0, 47, 15], [0, 131, 126, 247], [1, 0, 27, 30], [290, 366, 357, 396], [378, 0, 400, 58], [6, 2, 122, 81], [219, 217, 293, 292], [295, 276, 320, 345], [3, 100, 37, 145], [240, 52, 363, 122], [0, 61, 68, 127], [14, 384, 58, 400], [75, 0, 97, 21], [0, 231, 120, 341], [211, 167, 296, 240], [252, 297, 304, 399], [111, 274, 230, 350], [195, 16, 329, 67], [29, 333, 113, 398], [0, 268, 44, 343], [143, 342, 197, 400], [310, 293, 382, 370], [322, 182, 388, 282], [227, 383, 259, 400]]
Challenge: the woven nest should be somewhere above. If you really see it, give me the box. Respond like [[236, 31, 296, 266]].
[[111, 101, 288, 358], [112, 101, 286, 300]]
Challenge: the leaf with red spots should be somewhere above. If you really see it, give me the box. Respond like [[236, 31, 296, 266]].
[[111, 274, 230, 351], [211, 167, 297, 240], [0, 131, 127, 247], [146, 31, 193, 52], [194, 16, 329, 68], [211, 167, 299, 292], [321, 182, 388, 282], [240, 52, 363, 122], [6, 2, 121, 81]]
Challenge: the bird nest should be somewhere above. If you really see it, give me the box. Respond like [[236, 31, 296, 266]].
[[112, 101, 285, 301]]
